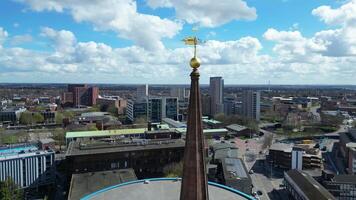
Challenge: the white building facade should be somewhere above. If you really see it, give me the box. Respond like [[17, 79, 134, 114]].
[[0, 150, 55, 188]]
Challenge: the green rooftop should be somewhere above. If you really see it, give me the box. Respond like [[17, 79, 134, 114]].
[[202, 119, 222, 124], [66, 128, 147, 139], [66, 127, 229, 139], [175, 128, 228, 134]]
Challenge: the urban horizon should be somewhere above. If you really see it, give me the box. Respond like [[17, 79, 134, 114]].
[[1, 0, 356, 200]]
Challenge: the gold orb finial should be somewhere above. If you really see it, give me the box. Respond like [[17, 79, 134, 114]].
[[190, 57, 200, 69], [183, 36, 202, 69]]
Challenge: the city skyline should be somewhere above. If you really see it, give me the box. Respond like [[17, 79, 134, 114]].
[[0, 0, 356, 84]]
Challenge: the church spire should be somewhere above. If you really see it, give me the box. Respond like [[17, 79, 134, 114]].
[[180, 37, 209, 200]]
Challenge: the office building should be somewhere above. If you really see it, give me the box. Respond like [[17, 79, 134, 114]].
[[291, 148, 303, 170], [126, 99, 148, 122], [97, 96, 127, 115], [0, 107, 26, 124], [339, 129, 356, 174], [62, 92, 73, 105], [0, 144, 55, 188], [210, 77, 224, 116], [148, 98, 162, 122], [202, 94, 212, 116], [127, 97, 178, 123], [348, 144, 356, 174], [170, 87, 189, 101], [224, 99, 242, 116], [136, 84, 148, 101], [162, 97, 178, 121], [242, 90, 260, 121], [284, 170, 336, 200], [62, 84, 99, 107]]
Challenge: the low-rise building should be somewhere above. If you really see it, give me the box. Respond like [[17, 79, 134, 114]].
[[347, 144, 356, 174], [41, 111, 56, 123], [0, 107, 26, 124], [38, 138, 56, 150], [68, 168, 137, 200], [339, 129, 356, 174], [0, 144, 55, 188], [226, 124, 254, 137], [284, 169, 336, 200], [322, 173, 356, 199], [268, 143, 322, 170], [219, 158, 252, 195], [65, 139, 185, 179], [203, 118, 223, 129], [97, 96, 127, 115], [209, 143, 251, 195]]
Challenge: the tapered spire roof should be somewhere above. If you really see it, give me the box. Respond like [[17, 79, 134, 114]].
[[180, 37, 209, 200]]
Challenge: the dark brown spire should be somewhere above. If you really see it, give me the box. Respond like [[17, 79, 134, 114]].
[[180, 63, 209, 200]]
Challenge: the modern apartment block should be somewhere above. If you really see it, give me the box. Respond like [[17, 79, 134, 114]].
[[126, 99, 147, 122], [127, 97, 178, 123], [210, 77, 224, 116], [0, 145, 55, 188], [268, 143, 322, 170], [242, 90, 260, 121], [62, 84, 99, 107], [136, 84, 148, 101]]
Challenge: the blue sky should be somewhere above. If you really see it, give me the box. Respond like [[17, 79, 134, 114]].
[[0, 0, 355, 84]]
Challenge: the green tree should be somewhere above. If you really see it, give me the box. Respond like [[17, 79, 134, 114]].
[[19, 111, 33, 125], [261, 133, 273, 150], [55, 112, 64, 124], [320, 113, 343, 127], [163, 161, 183, 178], [247, 120, 259, 132], [0, 178, 23, 200], [214, 113, 226, 122], [107, 105, 118, 116], [134, 116, 147, 125], [52, 128, 65, 150], [88, 105, 100, 112], [87, 124, 98, 131], [33, 113, 44, 123]]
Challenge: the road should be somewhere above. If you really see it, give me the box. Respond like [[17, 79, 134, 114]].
[[310, 105, 321, 122], [236, 133, 287, 200]]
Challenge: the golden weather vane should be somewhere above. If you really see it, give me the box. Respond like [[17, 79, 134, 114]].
[[183, 35, 202, 70]]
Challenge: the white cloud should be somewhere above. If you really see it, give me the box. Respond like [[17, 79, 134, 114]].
[[0, 27, 268, 82], [10, 34, 33, 46], [147, 0, 257, 27], [40, 27, 76, 54], [16, 0, 182, 51], [312, 0, 356, 26], [0, 27, 8, 46], [311, 0, 356, 56], [263, 28, 326, 62]]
